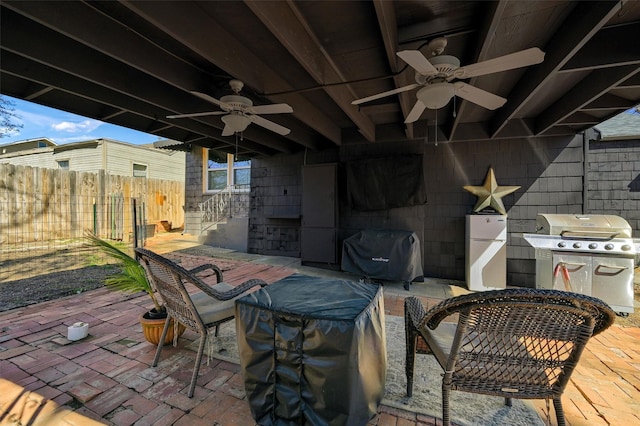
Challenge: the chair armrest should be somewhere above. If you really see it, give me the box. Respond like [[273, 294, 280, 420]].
[[421, 288, 616, 334], [192, 277, 268, 301], [404, 296, 428, 330], [188, 263, 223, 283]]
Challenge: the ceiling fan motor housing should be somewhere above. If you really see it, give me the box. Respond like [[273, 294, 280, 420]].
[[220, 94, 253, 111]]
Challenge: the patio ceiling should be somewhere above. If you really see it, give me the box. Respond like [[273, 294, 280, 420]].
[[1, 1, 640, 157]]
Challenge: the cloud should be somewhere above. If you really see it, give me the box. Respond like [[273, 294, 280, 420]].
[[52, 119, 102, 133]]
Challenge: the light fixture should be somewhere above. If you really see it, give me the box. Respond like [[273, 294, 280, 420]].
[[416, 82, 456, 110], [221, 112, 250, 133]]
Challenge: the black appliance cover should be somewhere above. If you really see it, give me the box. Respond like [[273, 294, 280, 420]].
[[235, 274, 386, 426], [341, 229, 423, 283]]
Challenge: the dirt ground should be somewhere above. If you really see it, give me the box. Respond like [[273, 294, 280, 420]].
[[1, 237, 639, 329]]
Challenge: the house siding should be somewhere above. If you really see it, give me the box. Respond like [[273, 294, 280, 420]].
[[0, 139, 185, 181], [587, 137, 640, 229], [243, 134, 584, 287], [184, 130, 640, 288]]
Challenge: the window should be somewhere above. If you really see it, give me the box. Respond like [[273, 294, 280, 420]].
[[207, 151, 228, 191], [133, 163, 147, 178], [233, 159, 251, 189], [206, 150, 250, 192], [57, 160, 69, 170]]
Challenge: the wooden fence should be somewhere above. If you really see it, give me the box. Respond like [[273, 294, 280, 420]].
[[0, 163, 184, 244]]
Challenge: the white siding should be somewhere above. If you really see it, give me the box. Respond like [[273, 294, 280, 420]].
[[103, 141, 184, 180], [53, 145, 103, 172], [0, 139, 185, 181]]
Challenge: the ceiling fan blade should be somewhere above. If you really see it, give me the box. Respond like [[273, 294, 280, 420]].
[[454, 82, 506, 110], [397, 50, 438, 76], [352, 84, 419, 105], [248, 103, 293, 114], [166, 111, 226, 119], [251, 115, 291, 135], [190, 91, 231, 110], [405, 100, 427, 123], [456, 47, 545, 78]]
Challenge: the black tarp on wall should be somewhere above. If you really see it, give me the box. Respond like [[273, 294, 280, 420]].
[[346, 155, 427, 211]]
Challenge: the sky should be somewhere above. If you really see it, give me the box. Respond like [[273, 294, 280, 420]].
[[1, 96, 160, 145]]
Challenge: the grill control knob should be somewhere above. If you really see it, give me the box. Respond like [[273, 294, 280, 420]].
[[573, 242, 582, 249], [589, 243, 598, 249], [557, 241, 567, 248], [622, 244, 632, 251], [605, 243, 614, 250]]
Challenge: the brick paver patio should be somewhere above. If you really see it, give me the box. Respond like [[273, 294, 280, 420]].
[[1, 242, 639, 425]]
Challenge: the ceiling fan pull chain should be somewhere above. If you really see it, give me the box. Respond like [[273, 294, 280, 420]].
[[435, 108, 438, 147], [235, 132, 239, 162], [453, 96, 457, 117]]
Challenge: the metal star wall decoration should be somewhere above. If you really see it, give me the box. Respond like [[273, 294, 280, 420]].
[[463, 167, 520, 215]]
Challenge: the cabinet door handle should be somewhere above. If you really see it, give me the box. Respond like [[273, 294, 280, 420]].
[[594, 265, 628, 276]]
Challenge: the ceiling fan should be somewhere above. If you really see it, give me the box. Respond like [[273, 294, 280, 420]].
[[352, 38, 545, 123], [167, 79, 293, 136]]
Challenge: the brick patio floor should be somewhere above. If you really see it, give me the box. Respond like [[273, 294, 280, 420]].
[[1, 236, 639, 425]]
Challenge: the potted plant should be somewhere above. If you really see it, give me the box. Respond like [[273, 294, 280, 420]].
[[85, 231, 184, 345]]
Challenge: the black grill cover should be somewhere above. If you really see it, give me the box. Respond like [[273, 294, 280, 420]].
[[235, 274, 386, 426], [341, 230, 423, 282]]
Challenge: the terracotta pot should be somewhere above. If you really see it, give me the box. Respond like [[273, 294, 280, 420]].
[[139, 312, 186, 346]]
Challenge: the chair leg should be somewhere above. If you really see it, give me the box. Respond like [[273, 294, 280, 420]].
[[505, 397, 512, 406], [405, 315, 417, 397], [188, 332, 208, 398], [553, 397, 566, 426], [152, 315, 171, 367], [442, 385, 451, 426]]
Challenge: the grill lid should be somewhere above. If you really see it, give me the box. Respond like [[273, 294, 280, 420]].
[[536, 214, 632, 238]]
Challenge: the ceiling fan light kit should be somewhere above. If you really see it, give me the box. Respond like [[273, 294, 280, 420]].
[[221, 112, 251, 134], [417, 83, 455, 110]]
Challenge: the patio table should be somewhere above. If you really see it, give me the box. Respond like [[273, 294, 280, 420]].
[[235, 274, 386, 426]]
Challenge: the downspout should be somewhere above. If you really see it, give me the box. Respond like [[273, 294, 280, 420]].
[[583, 131, 588, 215]]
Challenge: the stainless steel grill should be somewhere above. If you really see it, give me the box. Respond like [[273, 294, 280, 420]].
[[524, 214, 636, 315]]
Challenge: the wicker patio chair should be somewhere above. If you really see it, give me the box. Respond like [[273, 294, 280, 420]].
[[404, 288, 615, 426], [135, 248, 267, 398]]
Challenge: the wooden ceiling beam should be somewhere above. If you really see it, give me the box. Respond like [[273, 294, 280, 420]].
[[562, 22, 640, 71], [490, 1, 622, 138], [0, 45, 282, 156], [449, 0, 508, 140], [245, 0, 375, 143], [535, 65, 640, 135], [121, 0, 339, 148], [373, 0, 415, 140], [1, 1, 299, 155]]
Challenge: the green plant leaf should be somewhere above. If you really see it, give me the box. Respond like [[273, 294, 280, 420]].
[[84, 230, 162, 311]]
